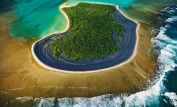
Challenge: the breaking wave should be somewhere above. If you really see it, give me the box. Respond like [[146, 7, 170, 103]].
[[4, 5, 177, 107]]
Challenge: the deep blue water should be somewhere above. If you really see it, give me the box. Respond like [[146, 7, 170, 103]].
[[7, 4, 177, 107], [0, 0, 15, 13], [1, 0, 177, 107], [33, 10, 137, 71]]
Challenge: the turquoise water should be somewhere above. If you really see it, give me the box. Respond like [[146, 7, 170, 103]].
[[8, 4, 177, 107], [9, 0, 66, 38], [9, 0, 136, 38]]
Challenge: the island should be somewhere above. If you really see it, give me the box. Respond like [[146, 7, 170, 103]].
[[32, 3, 137, 71], [2, 0, 173, 105], [47, 3, 124, 61]]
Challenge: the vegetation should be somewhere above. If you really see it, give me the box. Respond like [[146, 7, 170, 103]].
[[46, 3, 124, 61]]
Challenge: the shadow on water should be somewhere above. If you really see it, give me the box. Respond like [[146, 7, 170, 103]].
[[0, 0, 15, 13]]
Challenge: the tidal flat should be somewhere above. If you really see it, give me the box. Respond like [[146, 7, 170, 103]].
[[0, 0, 177, 104]]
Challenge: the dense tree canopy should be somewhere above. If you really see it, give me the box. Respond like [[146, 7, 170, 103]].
[[45, 3, 124, 61]]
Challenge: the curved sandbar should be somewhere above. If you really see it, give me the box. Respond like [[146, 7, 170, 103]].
[[32, 3, 137, 72]]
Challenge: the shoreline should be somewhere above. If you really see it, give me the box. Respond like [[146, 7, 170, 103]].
[[31, 3, 139, 73], [0, 2, 157, 100], [2, 0, 174, 103]]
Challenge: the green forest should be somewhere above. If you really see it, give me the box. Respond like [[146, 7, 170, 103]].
[[46, 3, 124, 61]]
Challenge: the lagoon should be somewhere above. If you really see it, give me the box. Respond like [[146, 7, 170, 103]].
[[9, 0, 136, 38]]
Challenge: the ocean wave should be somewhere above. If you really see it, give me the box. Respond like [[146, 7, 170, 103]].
[[5, 5, 177, 107], [164, 92, 177, 107]]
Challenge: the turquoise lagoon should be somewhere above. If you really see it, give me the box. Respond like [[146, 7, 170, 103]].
[[9, 0, 136, 38]]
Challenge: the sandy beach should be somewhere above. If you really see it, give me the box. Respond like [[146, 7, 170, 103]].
[[31, 4, 139, 72], [0, 3, 156, 101]]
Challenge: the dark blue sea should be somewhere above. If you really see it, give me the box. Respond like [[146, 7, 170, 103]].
[[1, 1, 177, 107]]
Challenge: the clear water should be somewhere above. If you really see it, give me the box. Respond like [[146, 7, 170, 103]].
[[9, 0, 66, 38], [9, 0, 136, 38], [2, 0, 177, 106], [9, 4, 177, 107]]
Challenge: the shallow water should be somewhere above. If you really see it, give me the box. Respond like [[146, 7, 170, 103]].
[[8, 0, 136, 38], [9, 0, 67, 38], [6, 4, 177, 107], [1, 0, 177, 107]]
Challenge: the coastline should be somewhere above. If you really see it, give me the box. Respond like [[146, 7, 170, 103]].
[[31, 3, 139, 73], [2, 3, 177, 106], [2, 0, 177, 104], [0, 5, 156, 100]]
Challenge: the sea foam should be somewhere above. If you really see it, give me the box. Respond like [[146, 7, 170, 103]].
[[7, 5, 177, 107]]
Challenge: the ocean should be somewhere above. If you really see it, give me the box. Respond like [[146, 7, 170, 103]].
[[1, 0, 177, 106], [8, 0, 135, 38]]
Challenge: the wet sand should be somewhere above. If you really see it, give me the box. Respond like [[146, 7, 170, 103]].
[[32, 4, 137, 72], [0, 5, 156, 101]]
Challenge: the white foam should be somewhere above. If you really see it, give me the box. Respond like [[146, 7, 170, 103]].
[[164, 92, 177, 106], [34, 97, 55, 107], [8, 19, 171, 107], [166, 16, 177, 23], [9, 5, 177, 107]]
